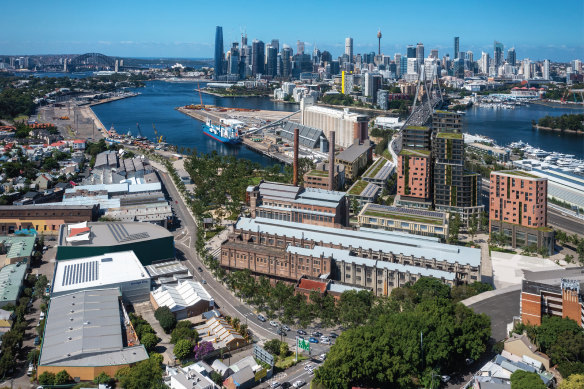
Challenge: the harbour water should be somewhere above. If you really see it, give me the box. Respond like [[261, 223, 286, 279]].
[[463, 104, 584, 158], [92, 81, 299, 167], [89, 81, 584, 161]]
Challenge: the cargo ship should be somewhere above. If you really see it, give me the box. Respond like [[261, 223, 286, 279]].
[[202, 120, 242, 144]]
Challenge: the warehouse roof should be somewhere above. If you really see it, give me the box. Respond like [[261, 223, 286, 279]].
[[59, 221, 172, 247], [0, 262, 27, 304], [258, 181, 345, 206], [39, 288, 148, 367], [0, 235, 36, 260], [336, 140, 372, 163], [236, 217, 480, 267], [151, 280, 213, 313], [288, 246, 456, 281], [0, 204, 95, 212], [280, 122, 323, 149], [52, 251, 150, 295]]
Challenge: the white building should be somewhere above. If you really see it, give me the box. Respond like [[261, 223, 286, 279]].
[[407, 58, 418, 74], [543, 59, 550, 80], [301, 104, 369, 148], [51, 250, 151, 303], [150, 280, 214, 320]]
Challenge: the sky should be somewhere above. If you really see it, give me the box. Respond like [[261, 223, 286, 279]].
[[1, 0, 582, 62]]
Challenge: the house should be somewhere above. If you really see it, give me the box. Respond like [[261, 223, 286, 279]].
[[72, 139, 86, 150], [223, 366, 254, 389], [195, 317, 246, 352], [34, 174, 53, 190], [167, 363, 217, 389], [503, 333, 551, 371]]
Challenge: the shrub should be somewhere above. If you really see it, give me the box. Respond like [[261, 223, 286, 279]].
[[38, 371, 56, 385], [154, 306, 176, 333], [174, 338, 194, 361]]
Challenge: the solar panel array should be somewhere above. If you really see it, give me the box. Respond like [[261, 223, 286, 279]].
[[106, 224, 150, 243], [61, 261, 99, 286]]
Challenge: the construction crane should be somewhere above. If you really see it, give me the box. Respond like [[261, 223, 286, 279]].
[[135, 123, 145, 139]]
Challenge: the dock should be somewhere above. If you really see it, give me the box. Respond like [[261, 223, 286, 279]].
[[176, 106, 300, 129]]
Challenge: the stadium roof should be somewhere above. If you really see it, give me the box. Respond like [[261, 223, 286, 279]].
[[236, 217, 480, 267], [52, 251, 150, 296], [39, 288, 148, 367]]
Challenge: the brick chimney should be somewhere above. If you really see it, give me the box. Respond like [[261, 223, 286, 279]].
[[293, 128, 299, 186], [328, 131, 335, 191]]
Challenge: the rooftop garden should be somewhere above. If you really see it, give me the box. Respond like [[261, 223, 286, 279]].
[[307, 169, 329, 177], [436, 132, 463, 139], [498, 170, 539, 178], [347, 180, 369, 195], [405, 126, 429, 131], [399, 149, 431, 157], [363, 158, 388, 178], [362, 209, 443, 226]]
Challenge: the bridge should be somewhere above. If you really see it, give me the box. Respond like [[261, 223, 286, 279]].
[[69, 53, 117, 71]]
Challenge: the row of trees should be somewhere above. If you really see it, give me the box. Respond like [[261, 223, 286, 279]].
[[537, 114, 584, 131], [129, 313, 160, 352], [555, 229, 584, 264], [313, 277, 491, 388]]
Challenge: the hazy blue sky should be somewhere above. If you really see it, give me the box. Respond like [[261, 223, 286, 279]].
[[1, 0, 582, 61]]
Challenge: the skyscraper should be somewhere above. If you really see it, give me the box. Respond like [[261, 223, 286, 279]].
[[252, 39, 265, 75], [214, 26, 224, 79], [270, 39, 280, 53], [454, 37, 459, 59], [281, 45, 292, 78], [494, 41, 504, 68], [507, 47, 516, 66], [430, 49, 439, 59], [406, 45, 416, 59], [416, 43, 424, 65], [480, 52, 490, 74], [228, 42, 240, 76], [466, 51, 473, 63], [266, 45, 278, 77], [297, 40, 305, 55], [543, 59, 550, 80], [345, 37, 353, 63]]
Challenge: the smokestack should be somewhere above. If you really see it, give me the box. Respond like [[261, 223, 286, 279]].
[[293, 128, 299, 186], [328, 131, 335, 191]]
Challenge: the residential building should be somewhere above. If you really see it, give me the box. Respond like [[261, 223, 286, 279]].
[[402, 126, 432, 150], [358, 203, 449, 240], [168, 363, 217, 389], [432, 110, 462, 132], [489, 170, 553, 254], [37, 288, 149, 380], [150, 280, 214, 320], [247, 181, 349, 227], [220, 217, 481, 293], [301, 105, 368, 148], [396, 149, 432, 202], [504, 333, 551, 371], [56, 221, 175, 264], [345, 37, 353, 63], [346, 180, 380, 210], [466, 142, 510, 161], [334, 139, 373, 181], [472, 354, 553, 387], [520, 268, 584, 328], [361, 158, 395, 187], [51, 251, 151, 303], [303, 163, 345, 191]]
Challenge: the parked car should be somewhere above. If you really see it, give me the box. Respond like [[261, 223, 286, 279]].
[[34, 336, 40, 346], [321, 339, 331, 345], [40, 311, 45, 320], [441, 375, 451, 383], [277, 329, 287, 336], [311, 331, 322, 337], [309, 337, 319, 343], [197, 267, 203, 272], [270, 381, 280, 388], [319, 353, 327, 361], [297, 329, 307, 335], [304, 364, 313, 371], [329, 332, 338, 338], [27, 363, 34, 376], [201, 279, 207, 284], [269, 320, 279, 327], [320, 335, 330, 341], [282, 325, 291, 331], [257, 314, 266, 322], [293, 380, 305, 388], [281, 382, 291, 389]]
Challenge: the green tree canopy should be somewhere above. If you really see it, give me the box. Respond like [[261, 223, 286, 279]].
[[154, 306, 176, 333], [141, 332, 160, 352], [174, 339, 194, 361], [510, 370, 546, 389]]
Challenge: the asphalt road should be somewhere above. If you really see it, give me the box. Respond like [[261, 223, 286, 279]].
[[157, 168, 334, 371], [467, 290, 521, 341]]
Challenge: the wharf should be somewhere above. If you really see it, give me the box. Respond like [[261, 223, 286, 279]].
[[89, 92, 140, 107], [241, 138, 292, 165], [176, 106, 300, 128]]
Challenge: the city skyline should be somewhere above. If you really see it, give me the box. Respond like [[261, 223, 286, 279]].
[[0, 0, 582, 61]]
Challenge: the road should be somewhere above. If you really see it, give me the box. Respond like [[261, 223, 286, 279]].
[[156, 168, 334, 373]]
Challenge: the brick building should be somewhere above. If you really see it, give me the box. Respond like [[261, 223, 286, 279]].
[[396, 149, 432, 203], [303, 163, 345, 191], [489, 170, 554, 254], [247, 181, 349, 227], [0, 204, 98, 235], [520, 269, 584, 327]]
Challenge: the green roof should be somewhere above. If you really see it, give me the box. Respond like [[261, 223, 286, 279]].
[[399, 149, 431, 157], [405, 126, 430, 131], [306, 169, 329, 177], [436, 132, 463, 139], [496, 170, 540, 179], [363, 158, 388, 178], [347, 180, 369, 195]]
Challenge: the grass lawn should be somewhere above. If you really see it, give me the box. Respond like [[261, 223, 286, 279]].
[[275, 354, 308, 370], [364, 158, 387, 178], [348, 180, 369, 195], [489, 245, 516, 255], [382, 149, 393, 161], [307, 169, 329, 177]]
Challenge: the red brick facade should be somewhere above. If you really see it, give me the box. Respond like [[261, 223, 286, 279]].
[[521, 292, 542, 326], [397, 153, 431, 200]]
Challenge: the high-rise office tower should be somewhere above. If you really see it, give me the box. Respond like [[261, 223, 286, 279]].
[[297, 40, 305, 55], [454, 37, 459, 59], [252, 39, 265, 75], [480, 52, 490, 74], [406, 45, 416, 59], [543, 59, 550, 80], [466, 51, 473, 63], [507, 47, 516, 66], [345, 37, 353, 63], [494, 41, 504, 67], [523, 58, 531, 80], [270, 39, 279, 53], [430, 49, 439, 59], [321, 51, 332, 63], [407, 58, 418, 74], [416, 43, 424, 65], [228, 42, 240, 76], [400, 56, 408, 77], [214, 26, 224, 79], [394, 53, 402, 77], [266, 45, 278, 77], [281, 45, 293, 78]]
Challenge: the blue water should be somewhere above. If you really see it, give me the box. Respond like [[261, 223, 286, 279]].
[[464, 104, 584, 158], [92, 81, 299, 167]]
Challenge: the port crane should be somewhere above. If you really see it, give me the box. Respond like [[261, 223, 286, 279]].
[[135, 123, 146, 139], [152, 123, 165, 144]]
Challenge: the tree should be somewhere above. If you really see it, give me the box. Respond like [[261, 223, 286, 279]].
[[115, 357, 164, 389], [337, 290, 374, 328], [210, 371, 224, 386], [54, 369, 73, 385], [536, 316, 581, 355], [38, 371, 56, 385], [94, 372, 112, 385], [170, 322, 198, 344], [449, 214, 461, 243], [0, 349, 15, 378], [469, 214, 478, 241], [510, 370, 546, 389], [141, 332, 160, 352], [279, 341, 289, 358], [264, 339, 282, 356], [27, 349, 40, 363], [412, 277, 451, 302], [193, 341, 214, 361], [154, 306, 176, 333], [559, 374, 584, 389], [174, 338, 194, 361]]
